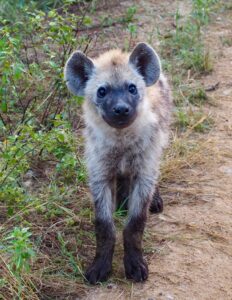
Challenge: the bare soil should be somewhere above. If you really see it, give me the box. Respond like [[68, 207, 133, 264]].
[[81, 1, 232, 299]]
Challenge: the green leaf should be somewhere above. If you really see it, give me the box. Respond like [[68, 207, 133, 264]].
[[1, 100, 7, 113], [83, 16, 92, 26]]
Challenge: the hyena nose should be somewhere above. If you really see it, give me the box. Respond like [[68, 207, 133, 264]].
[[113, 104, 130, 117]]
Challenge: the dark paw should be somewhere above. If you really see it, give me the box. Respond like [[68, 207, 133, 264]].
[[85, 257, 112, 284], [124, 253, 148, 282], [149, 188, 163, 214]]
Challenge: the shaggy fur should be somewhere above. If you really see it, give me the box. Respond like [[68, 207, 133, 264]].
[[64, 43, 172, 284]]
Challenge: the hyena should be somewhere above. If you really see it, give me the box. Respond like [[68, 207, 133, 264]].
[[64, 43, 172, 284]]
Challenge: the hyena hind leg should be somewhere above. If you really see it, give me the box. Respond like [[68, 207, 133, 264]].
[[149, 186, 163, 214], [116, 175, 130, 213]]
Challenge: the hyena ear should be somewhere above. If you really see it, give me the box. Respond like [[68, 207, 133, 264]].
[[64, 51, 94, 96], [129, 43, 161, 86]]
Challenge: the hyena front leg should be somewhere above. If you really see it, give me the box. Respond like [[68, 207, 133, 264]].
[[123, 175, 155, 282], [85, 179, 116, 284]]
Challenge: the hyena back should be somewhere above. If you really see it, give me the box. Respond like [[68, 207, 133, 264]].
[[64, 43, 172, 284]]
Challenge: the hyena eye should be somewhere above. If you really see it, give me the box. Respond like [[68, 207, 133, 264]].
[[128, 84, 137, 95], [97, 87, 107, 98]]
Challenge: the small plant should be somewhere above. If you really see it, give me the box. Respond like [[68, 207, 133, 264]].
[[188, 86, 208, 105], [4, 227, 35, 275], [114, 197, 128, 218], [175, 108, 213, 133], [175, 109, 190, 129], [123, 6, 137, 23], [173, 82, 208, 107], [57, 232, 84, 278], [192, 0, 219, 25]]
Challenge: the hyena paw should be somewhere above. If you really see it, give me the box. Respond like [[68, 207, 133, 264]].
[[149, 190, 163, 214], [124, 253, 148, 282], [85, 257, 112, 284]]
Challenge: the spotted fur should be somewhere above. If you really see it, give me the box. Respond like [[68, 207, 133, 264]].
[[64, 43, 172, 284]]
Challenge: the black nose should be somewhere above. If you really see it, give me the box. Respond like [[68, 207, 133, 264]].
[[113, 104, 130, 117]]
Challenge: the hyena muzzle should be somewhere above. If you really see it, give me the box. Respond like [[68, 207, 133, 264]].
[[64, 43, 172, 284]]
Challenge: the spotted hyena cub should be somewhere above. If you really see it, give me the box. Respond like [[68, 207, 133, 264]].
[[64, 43, 172, 284]]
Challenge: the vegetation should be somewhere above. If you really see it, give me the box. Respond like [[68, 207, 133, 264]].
[[159, 0, 220, 133], [0, 0, 224, 298]]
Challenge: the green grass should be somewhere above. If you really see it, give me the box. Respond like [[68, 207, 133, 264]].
[[161, 11, 213, 76], [174, 108, 213, 133]]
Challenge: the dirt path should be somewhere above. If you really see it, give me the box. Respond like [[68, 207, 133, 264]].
[[84, 1, 232, 299]]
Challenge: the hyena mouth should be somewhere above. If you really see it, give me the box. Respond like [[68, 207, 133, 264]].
[[102, 113, 137, 129]]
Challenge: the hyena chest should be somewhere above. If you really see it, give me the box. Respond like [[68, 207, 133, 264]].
[[108, 141, 143, 176], [87, 125, 154, 176], [117, 153, 130, 175]]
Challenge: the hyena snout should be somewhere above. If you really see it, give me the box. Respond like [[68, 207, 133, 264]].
[[113, 103, 130, 116], [103, 100, 137, 129]]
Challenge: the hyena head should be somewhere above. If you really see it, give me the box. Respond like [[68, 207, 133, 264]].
[[64, 43, 161, 129]]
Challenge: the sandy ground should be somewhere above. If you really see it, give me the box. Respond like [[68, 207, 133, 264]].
[[83, 1, 232, 299]]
